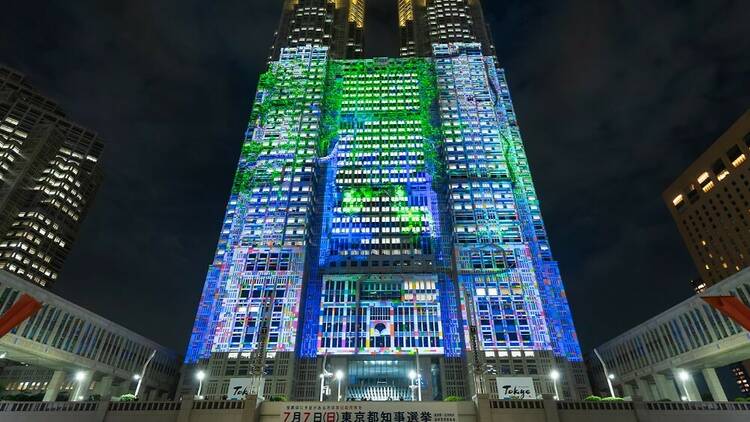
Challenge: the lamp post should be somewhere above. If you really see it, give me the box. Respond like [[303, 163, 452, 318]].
[[335, 370, 344, 402], [593, 348, 616, 398], [550, 370, 561, 400], [74, 371, 87, 401], [319, 371, 333, 402], [678, 370, 692, 402], [196, 370, 206, 399], [409, 370, 417, 401], [134, 350, 156, 399], [132, 374, 141, 394]]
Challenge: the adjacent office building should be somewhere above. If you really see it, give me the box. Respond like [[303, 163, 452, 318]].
[[660, 109, 750, 399], [0, 66, 103, 288], [663, 110, 750, 290], [186, 0, 588, 401], [0, 66, 182, 401]]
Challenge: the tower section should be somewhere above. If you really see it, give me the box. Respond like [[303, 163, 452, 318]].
[[398, 0, 495, 57], [185, 0, 589, 402], [434, 43, 588, 400], [272, 0, 366, 60]]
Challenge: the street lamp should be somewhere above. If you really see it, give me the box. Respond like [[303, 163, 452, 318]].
[[74, 371, 87, 401], [607, 373, 617, 398], [319, 371, 333, 402], [678, 370, 692, 402], [593, 348, 617, 398], [409, 370, 417, 401], [408, 370, 422, 401], [134, 350, 156, 399], [131, 374, 141, 395], [335, 370, 344, 402], [196, 370, 206, 399], [550, 370, 561, 400]]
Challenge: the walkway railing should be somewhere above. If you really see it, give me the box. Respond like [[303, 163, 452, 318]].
[[108, 401, 181, 412], [0, 401, 100, 412]]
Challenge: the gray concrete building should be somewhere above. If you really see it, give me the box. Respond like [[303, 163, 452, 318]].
[[588, 267, 750, 402], [0, 271, 181, 401]]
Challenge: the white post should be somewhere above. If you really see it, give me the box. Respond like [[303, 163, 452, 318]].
[[135, 350, 156, 398], [677, 370, 691, 401], [550, 370, 561, 401], [319, 354, 329, 402], [593, 348, 616, 398], [416, 349, 422, 401], [195, 370, 206, 399], [335, 370, 343, 402], [553, 381, 559, 401]]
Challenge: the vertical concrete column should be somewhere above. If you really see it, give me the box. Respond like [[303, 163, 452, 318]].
[[631, 396, 654, 422], [72, 370, 93, 402], [653, 374, 679, 401], [147, 388, 159, 401], [685, 375, 701, 402], [43, 370, 66, 402], [622, 383, 635, 398], [473, 393, 492, 422], [701, 368, 727, 402], [177, 397, 194, 422], [635, 378, 654, 401], [542, 394, 560, 422], [94, 376, 114, 400], [242, 395, 259, 422], [94, 400, 109, 422]]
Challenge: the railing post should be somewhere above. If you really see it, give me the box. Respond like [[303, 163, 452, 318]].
[[542, 394, 560, 422], [178, 397, 194, 422], [631, 396, 652, 422], [242, 395, 259, 422], [473, 393, 491, 422], [95, 401, 109, 422]]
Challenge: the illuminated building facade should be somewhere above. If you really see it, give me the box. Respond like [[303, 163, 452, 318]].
[[186, 0, 588, 401], [0, 66, 103, 287]]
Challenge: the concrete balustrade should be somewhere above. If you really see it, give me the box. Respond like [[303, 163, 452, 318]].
[[0, 395, 748, 422]]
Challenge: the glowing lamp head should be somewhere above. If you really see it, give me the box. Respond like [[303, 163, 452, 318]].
[[74, 371, 86, 382], [409, 370, 417, 381], [608, 374, 615, 380], [133, 374, 141, 381], [550, 370, 560, 381], [678, 370, 690, 381], [335, 370, 344, 380], [196, 370, 206, 381]]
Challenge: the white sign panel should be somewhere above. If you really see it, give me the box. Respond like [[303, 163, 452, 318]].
[[282, 403, 458, 422], [495, 377, 538, 400], [227, 377, 264, 400]]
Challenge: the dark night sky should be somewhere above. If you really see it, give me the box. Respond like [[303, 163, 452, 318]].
[[1, 1, 749, 355]]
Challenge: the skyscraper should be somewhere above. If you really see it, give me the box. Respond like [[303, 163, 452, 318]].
[[664, 110, 750, 290], [0, 66, 103, 287], [186, 0, 588, 401]]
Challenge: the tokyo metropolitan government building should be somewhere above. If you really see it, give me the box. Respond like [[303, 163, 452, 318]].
[[184, 0, 589, 402]]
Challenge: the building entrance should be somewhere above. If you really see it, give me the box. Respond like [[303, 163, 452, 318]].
[[345, 359, 417, 401]]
